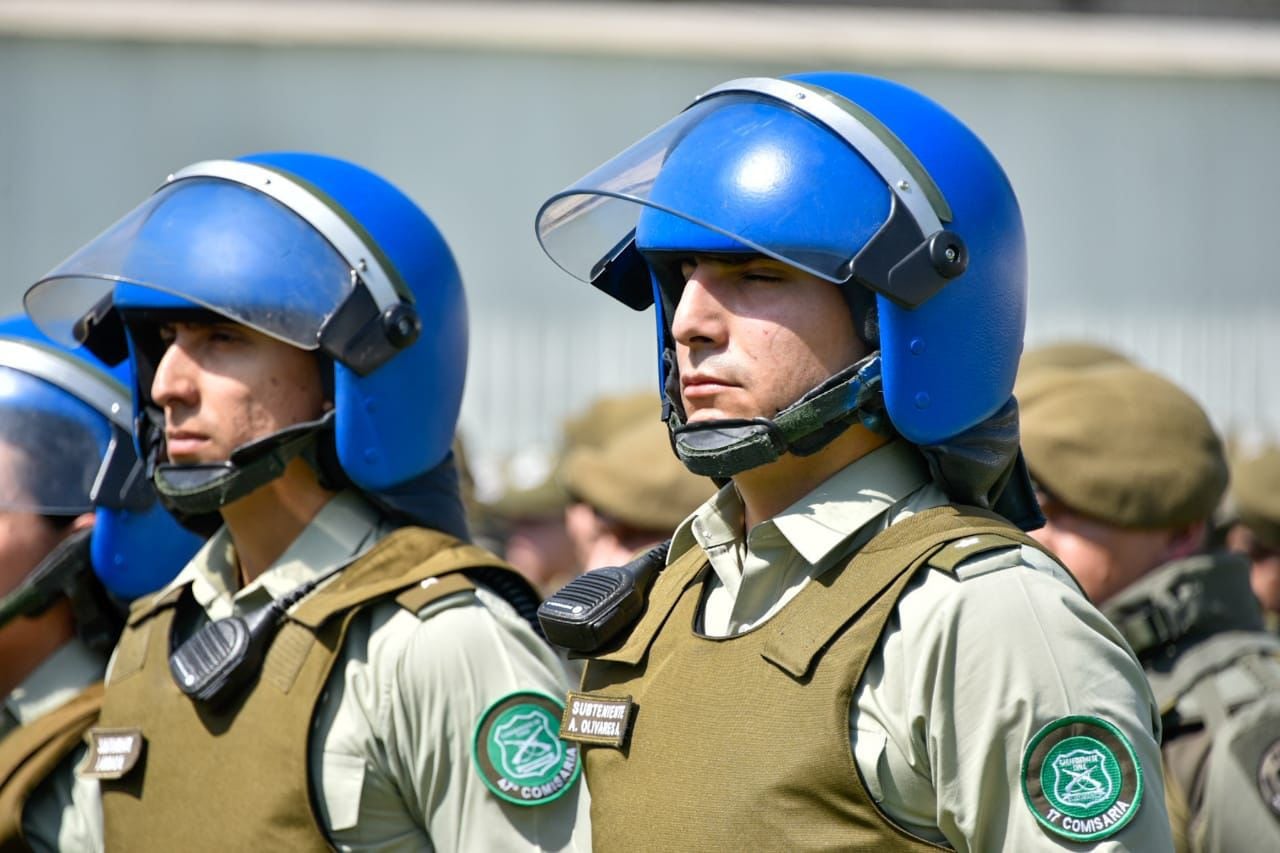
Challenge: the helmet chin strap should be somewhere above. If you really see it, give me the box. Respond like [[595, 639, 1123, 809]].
[[151, 411, 336, 517], [668, 352, 887, 479]]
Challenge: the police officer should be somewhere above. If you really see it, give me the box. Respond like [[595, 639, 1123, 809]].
[[24, 153, 589, 850], [562, 417, 715, 571], [534, 72, 1171, 849], [1223, 446, 1280, 634], [1021, 364, 1280, 852], [0, 315, 201, 852]]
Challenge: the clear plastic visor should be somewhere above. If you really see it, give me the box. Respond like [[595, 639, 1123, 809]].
[[537, 92, 879, 287], [0, 367, 112, 515], [24, 177, 357, 350]]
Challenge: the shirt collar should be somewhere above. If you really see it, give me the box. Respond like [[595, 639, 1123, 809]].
[[671, 439, 933, 568], [671, 480, 745, 561], [2, 638, 106, 734], [176, 490, 389, 619]]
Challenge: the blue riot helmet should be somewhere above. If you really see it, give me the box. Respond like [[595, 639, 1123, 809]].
[[0, 314, 204, 650], [536, 74, 1027, 483], [24, 153, 470, 538]]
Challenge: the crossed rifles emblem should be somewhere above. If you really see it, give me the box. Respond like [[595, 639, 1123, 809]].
[[495, 711, 562, 779], [1051, 748, 1114, 809]]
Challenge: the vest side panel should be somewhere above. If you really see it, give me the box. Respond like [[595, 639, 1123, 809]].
[[581, 560, 942, 850], [96, 530, 486, 853], [97, 595, 334, 853], [579, 508, 1032, 851], [0, 684, 104, 852]]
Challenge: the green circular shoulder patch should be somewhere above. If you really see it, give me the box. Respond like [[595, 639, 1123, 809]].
[[1021, 715, 1143, 842], [471, 691, 581, 807]]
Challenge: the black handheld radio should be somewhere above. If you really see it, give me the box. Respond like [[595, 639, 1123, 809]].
[[536, 540, 669, 653]]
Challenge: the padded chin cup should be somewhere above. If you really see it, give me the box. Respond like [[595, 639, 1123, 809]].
[[673, 421, 788, 478], [668, 354, 885, 478], [153, 415, 330, 516], [154, 464, 260, 517]]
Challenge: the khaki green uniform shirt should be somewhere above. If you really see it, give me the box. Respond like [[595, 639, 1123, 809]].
[[1, 638, 105, 852], [670, 441, 1174, 851], [69, 491, 590, 852]]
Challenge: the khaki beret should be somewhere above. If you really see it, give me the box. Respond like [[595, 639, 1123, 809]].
[[1231, 447, 1280, 550], [562, 419, 716, 533], [1020, 365, 1228, 529], [1014, 365, 1080, 412], [1019, 341, 1132, 374], [482, 392, 659, 522], [485, 473, 570, 522], [1015, 342, 1133, 411], [562, 391, 657, 452]]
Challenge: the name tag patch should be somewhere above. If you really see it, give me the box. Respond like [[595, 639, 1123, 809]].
[[559, 690, 635, 748], [472, 691, 581, 807], [82, 727, 144, 780], [1021, 715, 1143, 842]]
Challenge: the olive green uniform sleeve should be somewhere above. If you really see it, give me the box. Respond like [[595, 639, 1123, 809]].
[[853, 544, 1174, 851], [310, 586, 591, 852], [48, 494, 590, 851], [688, 446, 1172, 850]]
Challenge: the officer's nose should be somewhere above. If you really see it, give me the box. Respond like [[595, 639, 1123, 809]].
[[671, 260, 727, 351], [151, 333, 199, 412]]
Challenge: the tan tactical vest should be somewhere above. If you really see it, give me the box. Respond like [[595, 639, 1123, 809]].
[[0, 683, 104, 853], [93, 527, 523, 852], [576, 505, 1044, 852]]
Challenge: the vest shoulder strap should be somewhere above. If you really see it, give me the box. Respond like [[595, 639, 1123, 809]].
[[762, 505, 1040, 677], [265, 533, 523, 701], [393, 572, 477, 615], [590, 504, 1043, 673], [289, 527, 513, 629], [926, 531, 1029, 572], [124, 584, 188, 629], [0, 682, 104, 849]]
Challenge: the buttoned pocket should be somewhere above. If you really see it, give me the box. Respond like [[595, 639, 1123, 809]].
[[319, 751, 366, 831]]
